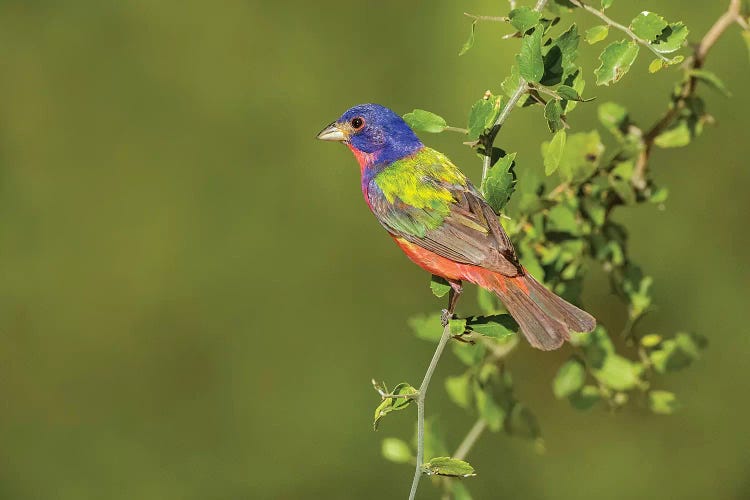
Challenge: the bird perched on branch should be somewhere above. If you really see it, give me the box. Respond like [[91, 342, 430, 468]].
[[317, 104, 595, 350]]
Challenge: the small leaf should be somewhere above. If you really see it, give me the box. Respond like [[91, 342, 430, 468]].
[[474, 382, 504, 431], [689, 69, 731, 97], [508, 403, 541, 440], [598, 101, 628, 131], [452, 341, 486, 366], [640, 333, 663, 347], [467, 99, 495, 140], [466, 314, 517, 339], [649, 390, 680, 414], [403, 109, 448, 133], [382, 438, 412, 463], [544, 99, 565, 133], [556, 85, 587, 101], [517, 27, 544, 83], [585, 25, 609, 45], [649, 186, 669, 203], [482, 152, 517, 212], [654, 120, 691, 148], [569, 385, 601, 410], [445, 374, 472, 409], [550, 130, 604, 183], [648, 58, 665, 73], [652, 22, 689, 54], [373, 382, 418, 430], [459, 21, 477, 56], [544, 130, 566, 175], [553, 358, 586, 398], [509, 7, 541, 33], [449, 318, 467, 336], [430, 275, 451, 297], [422, 457, 476, 477], [601, 0, 614, 8], [630, 11, 668, 42], [408, 313, 444, 342], [592, 354, 641, 391], [595, 40, 640, 86]]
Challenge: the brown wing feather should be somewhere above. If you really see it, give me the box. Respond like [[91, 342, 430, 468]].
[[400, 183, 523, 277]]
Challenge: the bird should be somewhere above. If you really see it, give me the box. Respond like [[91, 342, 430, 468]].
[[317, 103, 595, 350]]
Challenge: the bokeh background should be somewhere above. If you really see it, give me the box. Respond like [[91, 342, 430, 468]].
[[0, 1, 748, 499]]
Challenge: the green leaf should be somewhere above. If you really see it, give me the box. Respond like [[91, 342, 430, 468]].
[[517, 27, 544, 83], [474, 382, 504, 431], [598, 101, 628, 131], [373, 382, 418, 430], [556, 85, 586, 101], [569, 385, 601, 410], [508, 403, 541, 440], [544, 99, 565, 133], [553, 358, 586, 398], [649, 390, 680, 414], [382, 438, 412, 463], [477, 288, 499, 315], [650, 332, 703, 373], [554, 24, 581, 75], [630, 11, 668, 42], [609, 161, 636, 205], [422, 457, 476, 478], [445, 374, 472, 409], [449, 318, 467, 336], [402, 109, 448, 133], [509, 7, 541, 33], [466, 314, 517, 339], [689, 69, 731, 97], [601, 0, 614, 8], [652, 22, 689, 54], [640, 333, 663, 347], [408, 313, 444, 342], [592, 354, 641, 391], [654, 120, 691, 148], [553, 130, 604, 183], [546, 204, 579, 235], [543, 130, 566, 175], [501, 65, 522, 100], [459, 21, 477, 56], [452, 341, 486, 366], [585, 25, 609, 44], [467, 97, 502, 140], [595, 40, 640, 86], [648, 58, 665, 73], [482, 152, 517, 212], [649, 186, 669, 203], [430, 275, 451, 297]]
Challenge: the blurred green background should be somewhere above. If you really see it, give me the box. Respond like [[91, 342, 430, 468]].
[[0, 1, 748, 499]]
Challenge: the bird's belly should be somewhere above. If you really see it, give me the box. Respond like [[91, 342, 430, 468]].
[[392, 236, 499, 288]]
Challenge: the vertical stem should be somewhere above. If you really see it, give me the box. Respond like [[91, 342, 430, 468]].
[[453, 419, 488, 460], [408, 321, 453, 500]]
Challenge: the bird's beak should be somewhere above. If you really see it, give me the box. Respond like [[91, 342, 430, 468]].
[[316, 122, 348, 142]]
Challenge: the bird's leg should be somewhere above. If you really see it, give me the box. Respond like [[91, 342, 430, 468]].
[[440, 279, 463, 327]]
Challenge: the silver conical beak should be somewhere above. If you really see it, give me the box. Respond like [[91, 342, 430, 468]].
[[316, 122, 348, 142]]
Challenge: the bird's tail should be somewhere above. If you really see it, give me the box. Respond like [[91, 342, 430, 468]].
[[485, 270, 596, 350]]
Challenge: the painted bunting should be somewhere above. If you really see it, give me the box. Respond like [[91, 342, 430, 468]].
[[317, 104, 595, 350]]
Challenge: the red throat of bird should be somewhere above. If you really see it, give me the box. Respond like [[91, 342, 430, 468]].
[[346, 143, 377, 175]]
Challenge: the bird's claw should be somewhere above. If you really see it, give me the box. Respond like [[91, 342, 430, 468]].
[[441, 309, 453, 327]]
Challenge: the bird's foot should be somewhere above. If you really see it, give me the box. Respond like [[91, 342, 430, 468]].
[[441, 309, 454, 327]]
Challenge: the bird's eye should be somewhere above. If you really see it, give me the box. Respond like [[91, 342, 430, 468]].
[[350, 117, 364, 130]]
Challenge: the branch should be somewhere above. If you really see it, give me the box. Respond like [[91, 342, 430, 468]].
[[569, 0, 672, 62], [633, 0, 742, 189], [453, 419, 487, 460], [464, 12, 508, 23], [481, 0, 550, 184], [408, 308, 460, 500]]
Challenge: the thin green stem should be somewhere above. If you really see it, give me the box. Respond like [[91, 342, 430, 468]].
[[445, 126, 469, 134], [453, 419, 487, 460], [408, 321, 454, 500], [481, 0, 549, 185], [464, 12, 508, 22], [568, 0, 671, 62]]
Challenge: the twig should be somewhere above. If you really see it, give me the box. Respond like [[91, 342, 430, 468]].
[[633, 0, 742, 189], [408, 318, 458, 500], [464, 12, 508, 23], [568, 0, 671, 62], [481, 0, 550, 184], [453, 419, 488, 461]]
